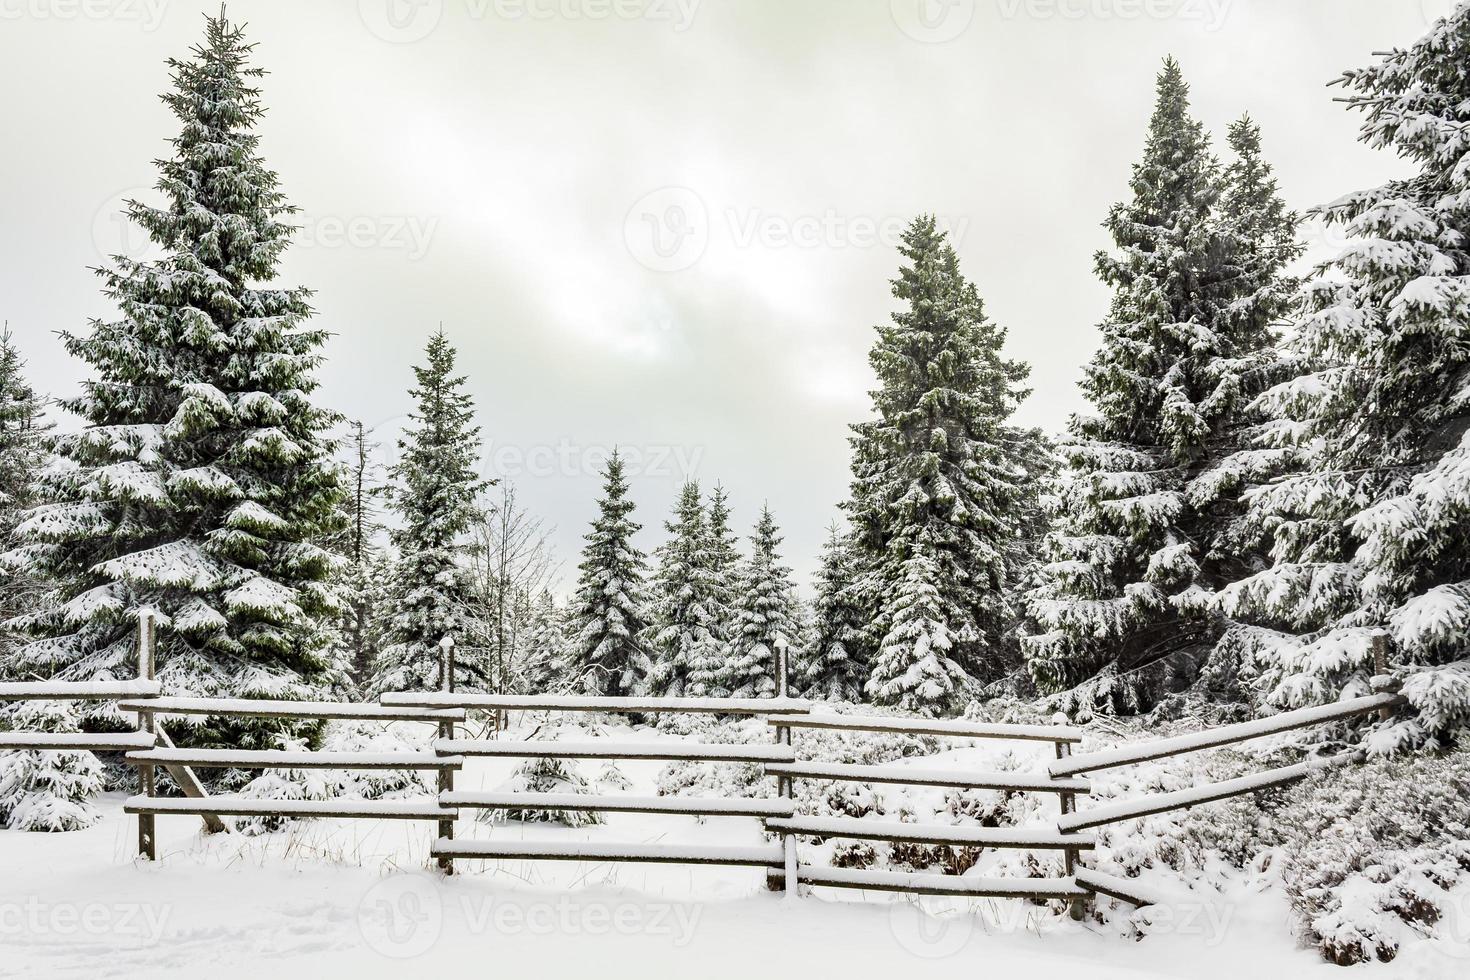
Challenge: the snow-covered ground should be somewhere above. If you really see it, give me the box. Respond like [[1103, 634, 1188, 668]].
[[0, 724, 1463, 979]]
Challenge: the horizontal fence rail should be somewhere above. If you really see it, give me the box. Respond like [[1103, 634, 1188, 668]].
[[1050, 692, 1405, 778], [770, 712, 1084, 743], [0, 680, 161, 701], [117, 696, 465, 723], [380, 692, 812, 715], [765, 760, 1090, 794]]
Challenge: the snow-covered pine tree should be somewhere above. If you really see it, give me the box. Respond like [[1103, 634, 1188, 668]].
[[1220, 8, 1470, 747], [567, 450, 650, 697], [0, 327, 50, 661], [374, 330, 489, 694], [865, 554, 965, 716], [644, 482, 722, 698], [1024, 59, 1298, 714], [722, 506, 800, 699], [847, 215, 1030, 711], [339, 420, 389, 693], [2, 15, 345, 748], [802, 523, 867, 702]]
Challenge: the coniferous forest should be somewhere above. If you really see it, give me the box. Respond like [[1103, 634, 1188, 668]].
[[2, 4, 1469, 974]]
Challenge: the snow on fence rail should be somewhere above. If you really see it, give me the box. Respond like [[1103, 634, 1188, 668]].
[[769, 711, 1084, 743], [380, 692, 811, 715], [0, 679, 161, 701]]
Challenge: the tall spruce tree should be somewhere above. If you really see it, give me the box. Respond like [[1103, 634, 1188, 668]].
[[847, 215, 1030, 712], [1220, 9, 1470, 747], [3, 15, 344, 740], [802, 523, 867, 702], [1023, 59, 1298, 714], [567, 450, 650, 697], [0, 328, 50, 663], [644, 482, 722, 697], [723, 507, 800, 699], [374, 331, 489, 693]]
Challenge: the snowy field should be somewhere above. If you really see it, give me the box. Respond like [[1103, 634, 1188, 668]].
[[3, 723, 1464, 980]]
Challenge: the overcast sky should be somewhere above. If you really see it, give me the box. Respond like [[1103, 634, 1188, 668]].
[[0, 0, 1451, 590]]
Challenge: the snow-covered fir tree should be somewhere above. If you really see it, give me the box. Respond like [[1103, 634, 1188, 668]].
[[2, 15, 344, 746], [1024, 59, 1299, 714], [374, 330, 489, 694], [802, 523, 867, 702], [644, 482, 722, 697], [0, 327, 50, 661], [704, 484, 741, 644], [567, 450, 650, 697], [1220, 8, 1470, 747], [722, 506, 800, 699], [847, 215, 1030, 711], [519, 589, 566, 694]]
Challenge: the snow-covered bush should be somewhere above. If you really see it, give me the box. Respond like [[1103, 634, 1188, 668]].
[[490, 751, 603, 828], [1275, 753, 1470, 964], [0, 701, 105, 831], [233, 721, 434, 835]]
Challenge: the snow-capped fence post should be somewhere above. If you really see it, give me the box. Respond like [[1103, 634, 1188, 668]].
[[1051, 712, 1085, 920], [136, 608, 158, 860], [437, 635, 456, 875], [1369, 631, 1399, 723], [775, 641, 798, 897]]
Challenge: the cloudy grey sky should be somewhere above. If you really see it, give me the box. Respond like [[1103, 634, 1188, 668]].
[[0, 0, 1450, 589]]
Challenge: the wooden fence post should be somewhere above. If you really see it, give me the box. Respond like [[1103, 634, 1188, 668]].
[[437, 636, 456, 875], [136, 609, 157, 861], [1370, 631, 1397, 722], [1052, 713, 1084, 920], [776, 641, 797, 897]]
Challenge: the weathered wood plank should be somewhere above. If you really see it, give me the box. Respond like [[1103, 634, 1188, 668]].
[[765, 760, 1089, 794], [430, 839, 784, 866], [442, 791, 794, 818], [0, 680, 162, 701], [436, 739, 795, 764], [764, 815, 1096, 850], [1058, 753, 1352, 832], [1050, 694, 1403, 777], [123, 795, 453, 820], [126, 748, 462, 770], [771, 713, 1084, 744], [0, 731, 157, 752], [117, 697, 465, 723], [771, 865, 1088, 899], [382, 693, 811, 715]]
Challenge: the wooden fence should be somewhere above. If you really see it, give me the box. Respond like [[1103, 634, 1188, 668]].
[[0, 619, 1409, 918]]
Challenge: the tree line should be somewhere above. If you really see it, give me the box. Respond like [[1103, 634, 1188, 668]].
[[2, 9, 1468, 752]]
